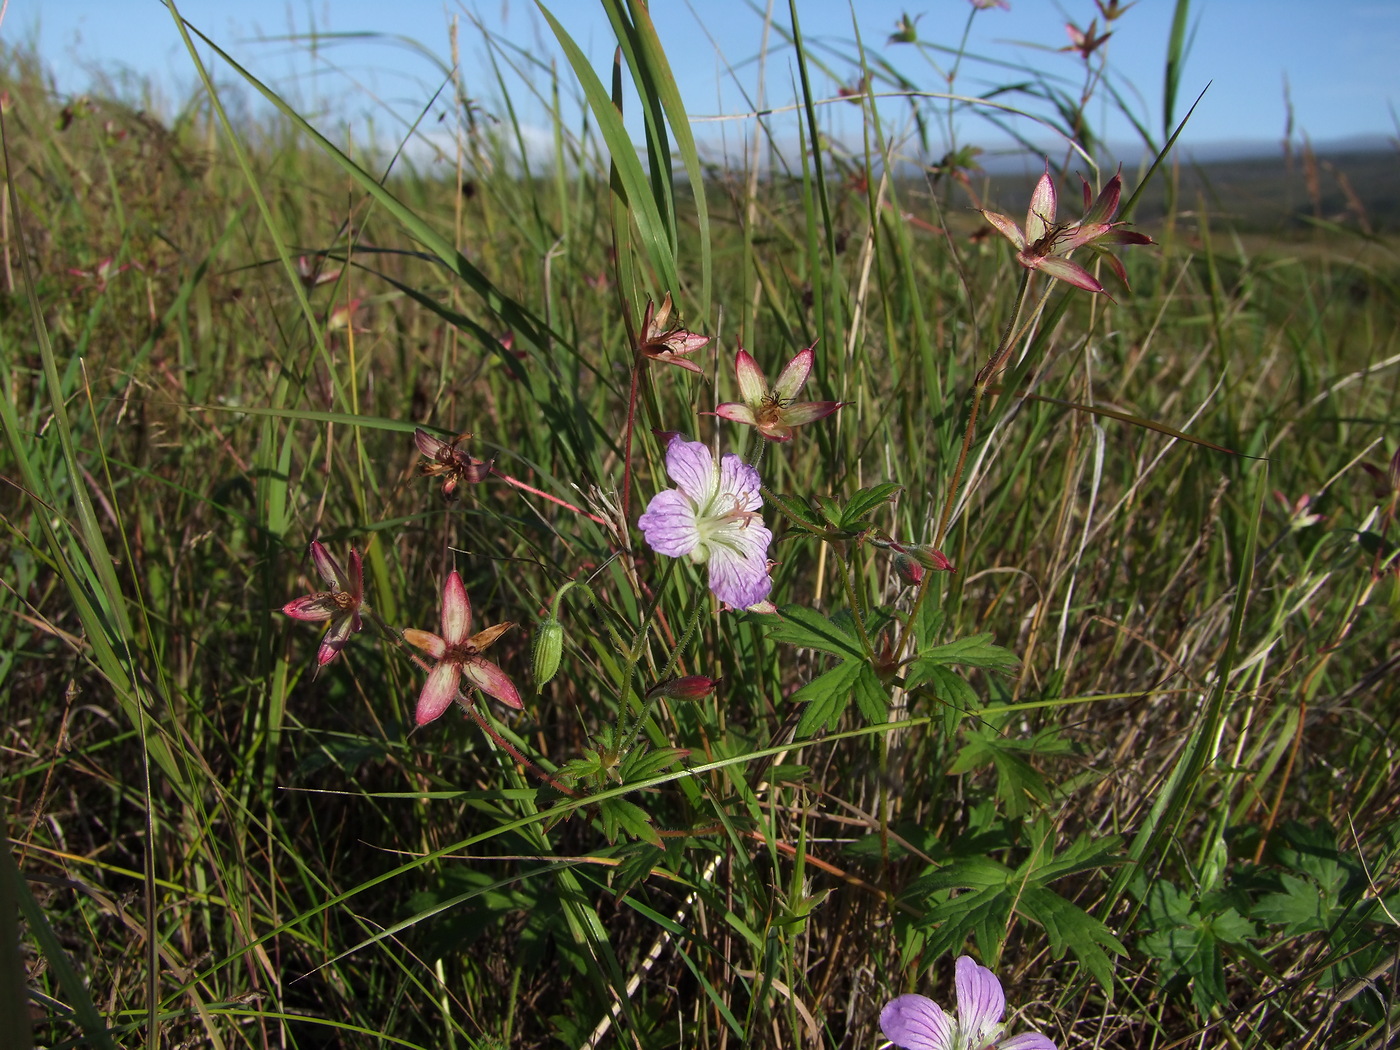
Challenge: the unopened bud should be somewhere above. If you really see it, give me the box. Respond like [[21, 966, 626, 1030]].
[[892, 552, 924, 585], [531, 617, 564, 687], [1389, 447, 1400, 497], [647, 675, 719, 702], [903, 544, 955, 572]]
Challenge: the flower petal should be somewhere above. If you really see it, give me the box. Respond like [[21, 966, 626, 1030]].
[[980, 209, 1026, 251], [462, 656, 524, 709], [1081, 171, 1122, 226], [639, 489, 701, 558], [663, 439, 719, 503], [777, 400, 845, 428], [309, 541, 345, 590], [416, 661, 462, 725], [440, 571, 473, 645], [316, 612, 358, 665], [468, 621, 512, 651], [653, 353, 704, 374], [403, 628, 448, 659], [704, 521, 773, 608], [282, 594, 338, 622], [999, 1032, 1058, 1050], [660, 331, 711, 355], [714, 402, 760, 427], [955, 956, 1006, 1044], [771, 346, 815, 402], [716, 453, 763, 513], [1025, 165, 1057, 243], [415, 428, 447, 458], [1031, 255, 1105, 294], [345, 548, 364, 601], [733, 349, 768, 406], [880, 994, 955, 1050]]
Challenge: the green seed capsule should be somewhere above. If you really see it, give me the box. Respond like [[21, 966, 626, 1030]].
[[532, 617, 564, 687]]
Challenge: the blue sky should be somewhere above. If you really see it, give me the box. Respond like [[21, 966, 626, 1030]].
[[19, 1, 1400, 166]]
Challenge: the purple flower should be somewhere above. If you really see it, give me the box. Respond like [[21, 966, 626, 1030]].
[[881, 956, 1056, 1050], [638, 438, 773, 609], [282, 541, 365, 666]]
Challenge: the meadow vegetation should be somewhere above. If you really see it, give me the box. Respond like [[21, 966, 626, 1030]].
[[3, 2, 1398, 1048]]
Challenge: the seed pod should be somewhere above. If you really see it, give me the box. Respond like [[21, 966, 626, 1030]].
[[531, 617, 564, 687]]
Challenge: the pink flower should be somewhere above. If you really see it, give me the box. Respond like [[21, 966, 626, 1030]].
[[326, 297, 370, 334], [282, 541, 365, 666], [68, 257, 131, 293], [1273, 491, 1324, 530], [638, 437, 773, 609], [713, 346, 847, 442], [1063, 19, 1112, 60], [881, 956, 1056, 1050], [296, 254, 342, 288], [639, 292, 710, 374], [414, 428, 493, 501], [404, 571, 521, 725], [981, 163, 1153, 295], [970, 0, 1011, 10]]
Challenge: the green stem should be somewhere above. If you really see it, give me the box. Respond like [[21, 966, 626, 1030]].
[[898, 269, 1035, 662], [611, 557, 677, 741], [619, 582, 708, 753]]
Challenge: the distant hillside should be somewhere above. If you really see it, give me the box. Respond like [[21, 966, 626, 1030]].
[[972, 147, 1399, 235]]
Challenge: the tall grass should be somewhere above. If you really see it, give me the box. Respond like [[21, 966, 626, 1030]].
[[3, 3, 1398, 1049]]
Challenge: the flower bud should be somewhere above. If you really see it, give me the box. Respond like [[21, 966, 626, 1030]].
[[647, 675, 719, 702], [903, 545, 955, 572], [892, 552, 924, 585], [531, 617, 564, 687]]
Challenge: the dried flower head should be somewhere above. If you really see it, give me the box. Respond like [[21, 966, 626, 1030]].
[[282, 541, 366, 666], [713, 346, 847, 442], [981, 162, 1153, 296], [404, 571, 521, 725], [414, 428, 493, 501], [639, 292, 710, 374]]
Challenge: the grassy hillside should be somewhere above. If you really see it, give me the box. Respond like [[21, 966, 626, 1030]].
[[2, 9, 1398, 1050]]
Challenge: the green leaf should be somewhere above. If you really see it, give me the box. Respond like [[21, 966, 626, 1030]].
[[536, 4, 679, 294], [1139, 880, 1256, 1017], [768, 491, 829, 533], [948, 725, 1064, 818], [597, 797, 661, 847], [851, 664, 891, 724], [904, 823, 1125, 992], [816, 495, 843, 528], [838, 482, 902, 530], [1252, 873, 1330, 935], [915, 633, 1021, 672], [792, 659, 865, 737], [768, 605, 865, 658], [619, 745, 689, 783]]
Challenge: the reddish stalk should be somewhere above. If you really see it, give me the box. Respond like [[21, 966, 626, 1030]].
[[490, 467, 607, 525]]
